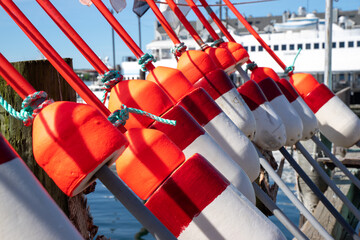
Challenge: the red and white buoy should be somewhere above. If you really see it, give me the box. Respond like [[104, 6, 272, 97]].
[[237, 80, 287, 150], [291, 73, 360, 147], [32, 101, 128, 196], [250, 67, 318, 140], [0, 134, 83, 239], [203, 46, 237, 74], [218, 41, 249, 68], [109, 80, 256, 202], [251, 71, 303, 146], [145, 153, 286, 240], [177, 87, 260, 181], [175, 51, 256, 139]]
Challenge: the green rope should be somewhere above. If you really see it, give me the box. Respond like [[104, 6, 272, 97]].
[[210, 38, 224, 47], [171, 42, 187, 57], [0, 95, 31, 121], [100, 70, 123, 103], [108, 104, 176, 127], [138, 53, 156, 72], [245, 61, 257, 73], [285, 48, 302, 74]]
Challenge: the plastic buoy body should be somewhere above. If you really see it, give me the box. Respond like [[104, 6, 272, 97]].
[[276, 78, 318, 140], [32, 101, 128, 196], [177, 50, 256, 138], [0, 135, 83, 239], [146, 153, 286, 240], [252, 77, 303, 146], [177, 87, 260, 182], [219, 42, 249, 67], [238, 80, 286, 150], [291, 73, 360, 147], [109, 80, 255, 202], [203, 46, 236, 74]]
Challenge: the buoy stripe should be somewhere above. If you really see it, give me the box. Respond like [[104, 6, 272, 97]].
[[0, 135, 19, 164], [193, 69, 234, 100], [255, 77, 282, 101], [145, 153, 229, 237], [237, 80, 267, 111], [177, 88, 222, 126], [149, 105, 205, 150], [276, 79, 298, 103], [304, 83, 334, 113]]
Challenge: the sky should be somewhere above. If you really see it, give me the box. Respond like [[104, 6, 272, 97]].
[[0, 0, 359, 69]]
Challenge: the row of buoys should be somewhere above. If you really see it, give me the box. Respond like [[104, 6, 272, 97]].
[[1, 0, 359, 239]]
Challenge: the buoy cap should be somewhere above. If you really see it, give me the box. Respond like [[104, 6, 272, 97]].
[[251, 67, 280, 82], [116, 128, 185, 200], [290, 73, 320, 98], [204, 46, 236, 73], [219, 42, 249, 66]]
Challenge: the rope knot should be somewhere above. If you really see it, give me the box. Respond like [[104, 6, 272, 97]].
[[171, 42, 187, 58], [245, 62, 257, 73], [210, 38, 224, 47], [285, 48, 302, 74], [138, 53, 156, 72], [19, 91, 53, 126], [100, 70, 123, 103], [108, 104, 176, 127]]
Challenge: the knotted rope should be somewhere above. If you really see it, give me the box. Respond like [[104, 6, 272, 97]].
[[210, 38, 224, 47], [108, 104, 176, 127], [0, 91, 53, 126], [285, 48, 302, 74], [245, 61, 257, 73], [100, 70, 123, 104], [171, 42, 187, 60], [138, 53, 156, 72]]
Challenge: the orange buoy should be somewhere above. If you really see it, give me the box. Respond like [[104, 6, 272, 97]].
[[116, 128, 185, 199], [177, 50, 256, 138], [0, 134, 83, 239], [32, 101, 128, 196], [291, 73, 360, 148], [109, 80, 256, 201], [145, 153, 286, 240], [203, 46, 236, 74], [219, 41, 249, 67]]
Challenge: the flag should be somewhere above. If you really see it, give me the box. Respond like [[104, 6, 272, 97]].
[[159, 0, 197, 30], [110, 0, 127, 13], [79, 0, 92, 6], [133, 0, 150, 17]]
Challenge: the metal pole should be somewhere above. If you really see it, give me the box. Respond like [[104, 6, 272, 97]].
[[138, 15, 146, 79], [325, 0, 333, 90], [312, 135, 360, 190], [257, 150, 333, 240], [95, 166, 177, 240], [279, 147, 358, 238], [110, 9, 116, 70], [252, 183, 309, 240], [295, 142, 360, 221]]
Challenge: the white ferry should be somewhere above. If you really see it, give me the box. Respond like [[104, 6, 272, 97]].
[[121, 6, 360, 103]]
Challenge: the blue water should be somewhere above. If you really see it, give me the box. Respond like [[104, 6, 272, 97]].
[[88, 180, 300, 240]]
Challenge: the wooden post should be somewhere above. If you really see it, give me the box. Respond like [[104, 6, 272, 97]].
[[0, 59, 96, 238]]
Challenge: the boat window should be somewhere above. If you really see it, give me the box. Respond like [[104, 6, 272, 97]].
[[161, 49, 172, 59], [297, 44, 303, 50], [314, 43, 319, 49], [251, 46, 256, 52], [152, 49, 160, 61], [244, 46, 248, 51], [289, 44, 295, 50], [273, 45, 279, 51], [258, 46, 263, 51], [357, 41, 360, 47], [281, 44, 286, 51], [332, 42, 336, 48], [322, 43, 325, 49], [339, 42, 345, 48], [188, 47, 196, 50], [348, 41, 354, 48], [305, 43, 311, 49]]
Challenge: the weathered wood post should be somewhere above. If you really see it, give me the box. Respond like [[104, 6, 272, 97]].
[[0, 59, 96, 239]]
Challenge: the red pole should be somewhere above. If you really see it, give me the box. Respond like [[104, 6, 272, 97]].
[[0, 53, 36, 99], [198, 0, 235, 42], [0, 0, 126, 132], [36, 0, 108, 74], [222, 0, 287, 70]]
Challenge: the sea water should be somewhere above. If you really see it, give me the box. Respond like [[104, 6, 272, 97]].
[[88, 151, 299, 240]]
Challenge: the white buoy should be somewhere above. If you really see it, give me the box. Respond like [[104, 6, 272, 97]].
[[238, 80, 287, 150], [146, 153, 286, 240], [177, 87, 260, 182], [0, 134, 83, 240], [291, 73, 360, 148]]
